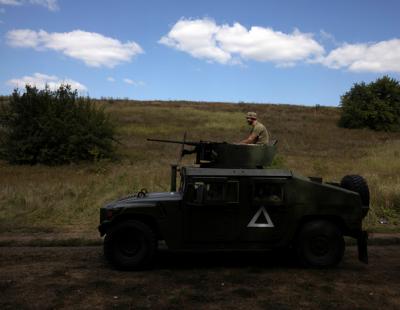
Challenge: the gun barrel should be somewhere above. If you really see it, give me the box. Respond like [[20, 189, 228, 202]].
[[147, 138, 199, 146]]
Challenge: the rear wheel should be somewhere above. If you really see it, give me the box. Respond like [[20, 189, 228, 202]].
[[104, 220, 156, 270], [296, 220, 344, 268]]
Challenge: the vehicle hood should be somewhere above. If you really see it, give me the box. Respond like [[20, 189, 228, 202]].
[[104, 191, 182, 209]]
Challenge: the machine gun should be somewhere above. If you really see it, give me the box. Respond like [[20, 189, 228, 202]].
[[147, 135, 277, 169], [147, 138, 224, 165]]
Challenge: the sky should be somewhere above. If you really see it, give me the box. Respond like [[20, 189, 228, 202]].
[[0, 0, 399, 106]]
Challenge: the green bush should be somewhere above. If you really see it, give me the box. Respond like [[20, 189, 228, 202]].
[[0, 85, 116, 165], [339, 76, 400, 131]]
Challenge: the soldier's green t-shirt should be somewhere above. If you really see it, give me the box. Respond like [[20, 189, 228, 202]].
[[250, 121, 269, 144]]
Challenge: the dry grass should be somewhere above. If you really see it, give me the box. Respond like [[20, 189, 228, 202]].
[[1, 99, 400, 234]]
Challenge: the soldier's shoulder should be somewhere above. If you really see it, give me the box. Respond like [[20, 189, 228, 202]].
[[256, 122, 267, 130]]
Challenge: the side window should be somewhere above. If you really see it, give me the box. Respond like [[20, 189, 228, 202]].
[[226, 181, 239, 203], [205, 182, 224, 202], [254, 182, 283, 204], [185, 182, 206, 204], [185, 180, 239, 204]]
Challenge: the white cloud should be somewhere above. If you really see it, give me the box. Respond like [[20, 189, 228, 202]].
[[217, 24, 324, 64], [107, 77, 115, 82], [123, 78, 134, 85], [6, 29, 144, 68], [321, 39, 400, 73], [0, 0, 58, 11], [160, 19, 231, 64], [123, 78, 145, 87], [29, 0, 58, 11], [7, 72, 87, 91], [0, 0, 21, 6], [159, 18, 324, 66], [6, 29, 39, 47], [319, 30, 340, 46]]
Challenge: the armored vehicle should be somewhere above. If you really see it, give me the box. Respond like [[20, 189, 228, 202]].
[[99, 139, 369, 269]]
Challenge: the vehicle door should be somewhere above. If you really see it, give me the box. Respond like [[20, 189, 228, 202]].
[[183, 177, 240, 244], [240, 178, 288, 243]]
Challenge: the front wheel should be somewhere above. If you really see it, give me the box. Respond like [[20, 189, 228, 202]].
[[104, 220, 156, 270], [295, 220, 344, 268]]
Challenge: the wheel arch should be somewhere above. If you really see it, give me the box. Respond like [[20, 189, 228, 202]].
[[109, 214, 163, 240], [294, 214, 350, 239]]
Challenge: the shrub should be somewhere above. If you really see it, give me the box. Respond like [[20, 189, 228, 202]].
[[0, 85, 116, 165], [339, 76, 400, 131]]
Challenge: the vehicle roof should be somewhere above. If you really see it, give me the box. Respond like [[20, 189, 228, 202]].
[[182, 167, 292, 178]]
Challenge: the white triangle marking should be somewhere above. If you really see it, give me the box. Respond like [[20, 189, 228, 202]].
[[247, 206, 275, 228]]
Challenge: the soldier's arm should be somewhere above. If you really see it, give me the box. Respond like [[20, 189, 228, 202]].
[[240, 133, 257, 144]]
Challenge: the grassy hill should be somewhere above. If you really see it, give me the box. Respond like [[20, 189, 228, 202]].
[[1, 99, 400, 234]]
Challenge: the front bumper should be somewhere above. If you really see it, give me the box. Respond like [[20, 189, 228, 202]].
[[98, 221, 111, 237]]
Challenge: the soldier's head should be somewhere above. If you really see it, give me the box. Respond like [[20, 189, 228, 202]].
[[246, 112, 257, 125]]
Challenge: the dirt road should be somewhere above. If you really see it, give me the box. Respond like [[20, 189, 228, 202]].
[[1, 245, 399, 309]]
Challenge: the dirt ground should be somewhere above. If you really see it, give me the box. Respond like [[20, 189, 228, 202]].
[[1, 245, 399, 310]]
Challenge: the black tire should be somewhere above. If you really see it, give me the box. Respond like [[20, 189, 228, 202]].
[[296, 220, 344, 268], [104, 220, 156, 270], [340, 175, 370, 206]]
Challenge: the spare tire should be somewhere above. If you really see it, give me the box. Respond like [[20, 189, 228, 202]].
[[340, 175, 370, 206]]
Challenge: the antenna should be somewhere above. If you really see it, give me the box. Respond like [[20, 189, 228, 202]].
[[177, 131, 187, 166]]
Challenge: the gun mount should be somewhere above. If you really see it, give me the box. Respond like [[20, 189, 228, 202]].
[[147, 138, 277, 169]]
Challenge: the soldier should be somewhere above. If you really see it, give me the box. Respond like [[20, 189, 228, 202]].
[[240, 112, 269, 144]]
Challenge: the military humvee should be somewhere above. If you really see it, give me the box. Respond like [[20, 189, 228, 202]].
[[99, 139, 369, 269]]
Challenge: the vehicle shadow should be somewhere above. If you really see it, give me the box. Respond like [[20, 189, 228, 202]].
[[152, 248, 298, 270]]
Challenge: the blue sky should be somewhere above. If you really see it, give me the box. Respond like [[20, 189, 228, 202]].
[[0, 0, 399, 106]]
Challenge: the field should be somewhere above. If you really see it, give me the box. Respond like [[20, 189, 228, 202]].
[[1, 245, 399, 309], [1, 99, 400, 236], [1, 98, 400, 309]]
